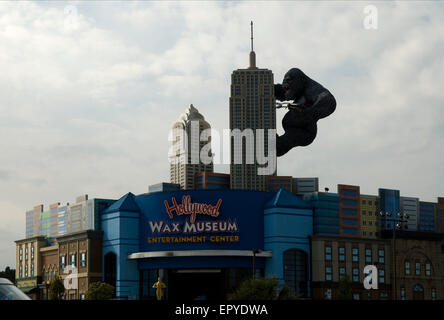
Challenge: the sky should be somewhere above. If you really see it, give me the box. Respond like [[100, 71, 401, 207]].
[[0, 1, 443, 269]]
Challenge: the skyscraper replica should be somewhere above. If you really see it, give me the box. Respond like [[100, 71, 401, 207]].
[[229, 22, 276, 191], [170, 104, 214, 190]]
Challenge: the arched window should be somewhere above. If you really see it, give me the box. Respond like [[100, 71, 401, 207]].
[[413, 284, 424, 300], [283, 249, 308, 297]]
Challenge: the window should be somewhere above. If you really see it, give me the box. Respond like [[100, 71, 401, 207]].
[[31, 263, 34, 277], [71, 254, 76, 268], [365, 249, 372, 263], [81, 252, 87, 267], [19, 265, 22, 278], [415, 263, 421, 275], [339, 267, 346, 280], [31, 246, 34, 259], [19, 248, 23, 262], [25, 265, 28, 278], [378, 249, 385, 263], [43, 271, 46, 281], [405, 262, 410, 275], [53, 271, 56, 280], [80, 294, 86, 300], [352, 248, 359, 262], [380, 292, 388, 300], [49, 271, 52, 281], [25, 247, 28, 261], [325, 267, 332, 281], [353, 293, 360, 300], [325, 246, 332, 261], [426, 263, 431, 276], [339, 247, 345, 261], [60, 255, 66, 270], [379, 269, 385, 283], [353, 268, 359, 282], [401, 287, 406, 300], [432, 288, 436, 301]]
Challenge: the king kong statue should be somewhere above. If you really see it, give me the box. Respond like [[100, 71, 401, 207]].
[[274, 68, 336, 157]]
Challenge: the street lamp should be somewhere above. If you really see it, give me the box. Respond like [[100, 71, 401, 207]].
[[252, 249, 262, 280], [379, 211, 409, 300]]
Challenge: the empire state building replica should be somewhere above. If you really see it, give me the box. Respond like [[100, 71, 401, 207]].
[[229, 22, 276, 191]]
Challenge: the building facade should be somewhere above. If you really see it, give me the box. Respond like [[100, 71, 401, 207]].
[[100, 189, 312, 300], [304, 192, 340, 236], [436, 198, 444, 233], [311, 235, 392, 300], [292, 178, 319, 195], [267, 176, 292, 193], [229, 37, 276, 191], [392, 232, 444, 300], [57, 230, 104, 300], [400, 196, 419, 232], [338, 184, 361, 238], [195, 172, 230, 190], [169, 104, 214, 190], [379, 188, 401, 231], [15, 236, 47, 299], [360, 194, 380, 239], [418, 201, 436, 232]]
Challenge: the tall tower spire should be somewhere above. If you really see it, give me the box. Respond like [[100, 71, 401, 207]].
[[249, 21, 256, 69], [251, 20, 254, 51]]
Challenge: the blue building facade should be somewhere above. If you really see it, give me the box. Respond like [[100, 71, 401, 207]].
[[100, 189, 313, 300], [418, 201, 436, 232], [379, 188, 401, 230], [303, 192, 339, 236]]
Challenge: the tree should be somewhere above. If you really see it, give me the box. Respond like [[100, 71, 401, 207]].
[[49, 278, 65, 300], [0, 267, 15, 283], [228, 277, 299, 300], [336, 274, 353, 300], [86, 282, 114, 300]]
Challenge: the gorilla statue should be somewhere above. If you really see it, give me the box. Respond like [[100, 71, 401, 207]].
[[274, 68, 336, 157]]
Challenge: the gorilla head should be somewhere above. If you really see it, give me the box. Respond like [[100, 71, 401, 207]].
[[282, 68, 308, 101]]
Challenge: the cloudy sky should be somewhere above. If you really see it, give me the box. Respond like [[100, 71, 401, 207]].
[[1, 1, 443, 269]]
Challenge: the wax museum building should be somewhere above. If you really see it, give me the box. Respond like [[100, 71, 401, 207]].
[[101, 189, 313, 300]]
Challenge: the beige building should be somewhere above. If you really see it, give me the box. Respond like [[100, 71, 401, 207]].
[[15, 236, 47, 299], [311, 235, 392, 300], [392, 232, 444, 300], [169, 104, 213, 190], [360, 194, 380, 239], [15, 230, 103, 300], [57, 230, 103, 300]]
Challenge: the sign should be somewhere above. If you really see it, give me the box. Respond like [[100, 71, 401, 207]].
[[139, 190, 274, 251], [17, 279, 37, 289]]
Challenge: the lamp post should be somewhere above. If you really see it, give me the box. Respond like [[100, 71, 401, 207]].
[[379, 211, 409, 300], [252, 249, 262, 280]]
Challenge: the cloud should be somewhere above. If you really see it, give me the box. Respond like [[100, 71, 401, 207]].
[[0, 1, 444, 269]]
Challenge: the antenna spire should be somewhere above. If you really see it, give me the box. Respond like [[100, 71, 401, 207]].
[[250, 21, 254, 52]]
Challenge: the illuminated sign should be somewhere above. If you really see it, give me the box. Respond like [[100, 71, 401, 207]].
[[140, 190, 272, 252], [147, 195, 239, 244], [164, 195, 222, 223]]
